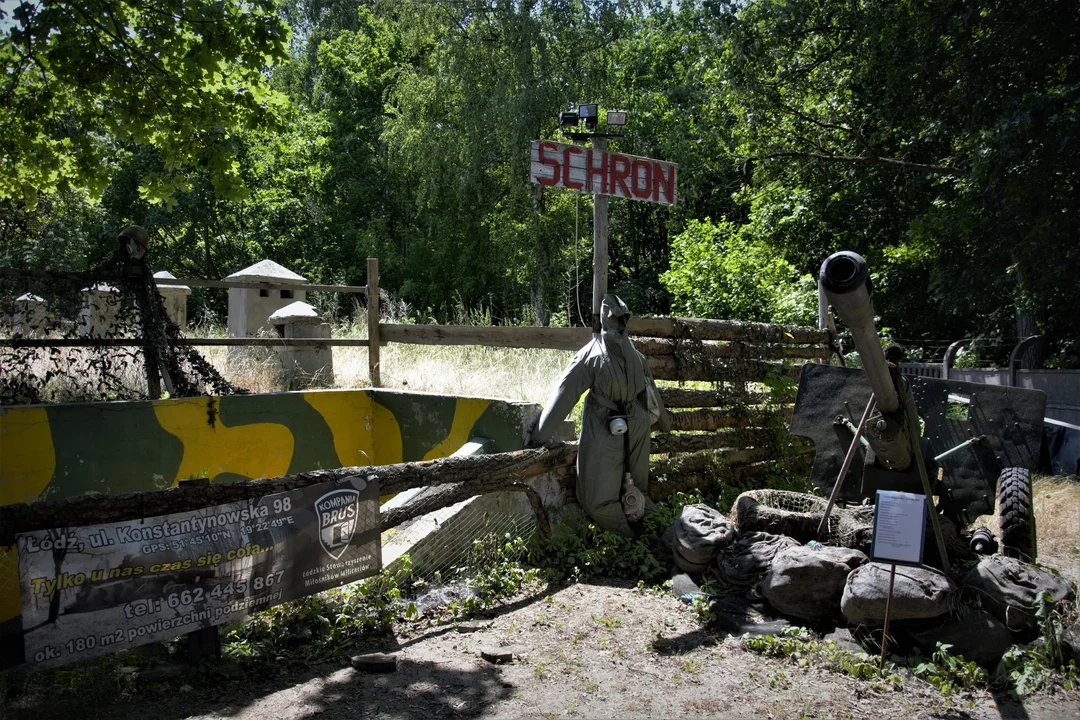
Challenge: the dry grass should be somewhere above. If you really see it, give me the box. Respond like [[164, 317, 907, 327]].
[[196, 320, 573, 404], [1033, 475, 1080, 557], [204, 340, 572, 404]]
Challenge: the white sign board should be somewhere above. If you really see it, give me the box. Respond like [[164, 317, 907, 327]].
[[529, 140, 677, 206], [870, 490, 927, 565]]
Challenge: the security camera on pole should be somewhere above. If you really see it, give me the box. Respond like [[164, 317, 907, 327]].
[[530, 105, 677, 335]]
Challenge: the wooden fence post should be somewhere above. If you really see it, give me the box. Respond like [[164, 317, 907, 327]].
[[367, 257, 380, 387]]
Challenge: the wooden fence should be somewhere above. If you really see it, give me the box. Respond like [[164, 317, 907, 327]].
[[4, 258, 830, 496]]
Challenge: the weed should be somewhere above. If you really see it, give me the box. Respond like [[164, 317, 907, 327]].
[[908, 643, 987, 696], [743, 627, 898, 689], [995, 591, 1080, 698], [529, 491, 705, 584], [592, 614, 622, 630]]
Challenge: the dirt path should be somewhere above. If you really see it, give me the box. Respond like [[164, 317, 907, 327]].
[[10, 579, 1078, 720]]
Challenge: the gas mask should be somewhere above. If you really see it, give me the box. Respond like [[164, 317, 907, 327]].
[[621, 473, 645, 522]]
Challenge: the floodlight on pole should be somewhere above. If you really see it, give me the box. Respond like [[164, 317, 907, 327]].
[[605, 111, 627, 127], [558, 111, 579, 128], [578, 103, 599, 130]]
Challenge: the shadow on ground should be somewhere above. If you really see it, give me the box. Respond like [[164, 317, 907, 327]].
[[9, 655, 516, 720]]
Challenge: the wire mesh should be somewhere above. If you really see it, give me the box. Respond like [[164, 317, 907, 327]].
[[380, 488, 536, 581]]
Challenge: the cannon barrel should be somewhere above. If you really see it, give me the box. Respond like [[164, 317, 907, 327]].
[[819, 251, 899, 414]]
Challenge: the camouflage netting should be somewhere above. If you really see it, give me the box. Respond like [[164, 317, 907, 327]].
[[644, 317, 825, 495], [0, 247, 244, 405], [732, 489, 875, 550]]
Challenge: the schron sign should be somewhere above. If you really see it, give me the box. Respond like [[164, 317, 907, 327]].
[[16, 476, 380, 669], [529, 139, 677, 206]]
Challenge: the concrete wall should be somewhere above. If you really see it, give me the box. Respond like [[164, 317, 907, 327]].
[[0, 389, 538, 633], [227, 287, 308, 338]]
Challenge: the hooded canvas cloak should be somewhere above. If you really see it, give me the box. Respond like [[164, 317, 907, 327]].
[[532, 294, 670, 536]]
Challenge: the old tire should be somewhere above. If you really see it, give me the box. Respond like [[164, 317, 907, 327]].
[[998, 467, 1037, 562]]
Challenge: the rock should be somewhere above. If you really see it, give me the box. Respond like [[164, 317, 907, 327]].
[[900, 610, 1016, 668], [714, 532, 801, 589], [671, 573, 702, 598], [671, 504, 738, 573], [961, 556, 1077, 636], [455, 621, 491, 633], [841, 562, 955, 626], [480, 647, 515, 664], [761, 546, 867, 624], [350, 653, 398, 673]]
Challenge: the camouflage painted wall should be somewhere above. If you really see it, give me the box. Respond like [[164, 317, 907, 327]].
[[0, 389, 538, 644]]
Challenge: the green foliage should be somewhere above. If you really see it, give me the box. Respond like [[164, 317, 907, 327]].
[[219, 535, 542, 667], [995, 591, 1080, 698], [742, 627, 895, 687], [717, 0, 1080, 353], [908, 643, 988, 696], [528, 491, 706, 583], [443, 534, 539, 619], [1, 0, 290, 206], [661, 219, 817, 325], [222, 555, 419, 664], [5, 0, 1078, 358]]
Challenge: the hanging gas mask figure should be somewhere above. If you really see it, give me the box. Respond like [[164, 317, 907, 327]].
[[530, 294, 671, 537]]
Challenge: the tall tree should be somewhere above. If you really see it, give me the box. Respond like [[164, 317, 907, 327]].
[[1, 0, 290, 205], [715, 0, 1080, 357]]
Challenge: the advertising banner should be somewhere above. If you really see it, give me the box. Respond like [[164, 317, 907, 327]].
[[17, 476, 380, 669]]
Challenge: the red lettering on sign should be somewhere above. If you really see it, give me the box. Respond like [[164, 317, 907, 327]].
[[609, 154, 632, 198], [631, 159, 652, 199], [653, 161, 675, 204], [564, 146, 583, 190], [537, 141, 561, 186], [586, 149, 608, 193]]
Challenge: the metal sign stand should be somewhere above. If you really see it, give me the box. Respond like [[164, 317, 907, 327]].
[[869, 489, 927, 672], [880, 563, 897, 671]]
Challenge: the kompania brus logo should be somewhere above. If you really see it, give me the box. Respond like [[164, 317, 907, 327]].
[[315, 488, 360, 559]]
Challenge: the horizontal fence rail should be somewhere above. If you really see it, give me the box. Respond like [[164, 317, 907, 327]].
[[0, 337, 369, 348], [0, 268, 368, 295]]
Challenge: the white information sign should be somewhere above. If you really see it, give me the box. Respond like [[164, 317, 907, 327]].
[[870, 490, 927, 565]]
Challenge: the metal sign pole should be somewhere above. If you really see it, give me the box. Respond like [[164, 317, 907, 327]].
[[591, 135, 609, 336], [880, 562, 897, 671]]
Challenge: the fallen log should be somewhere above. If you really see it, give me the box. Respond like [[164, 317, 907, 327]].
[[629, 317, 828, 345], [634, 338, 828, 361], [649, 444, 814, 476], [658, 387, 768, 408], [668, 407, 794, 432], [381, 482, 553, 539], [651, 428, 788, 454], [0, 445, 578, 544], [647, 357, 805, 383]]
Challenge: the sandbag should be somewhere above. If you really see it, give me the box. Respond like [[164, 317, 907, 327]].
[[961, 556, 1077, 635], [670, 504, 737, 572], [714, 532, 800, 588], [733, 490, 826, 543], [900, 610, 1015, 668], [841, 562, 955, 626], [761, 545, 867, 624]]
